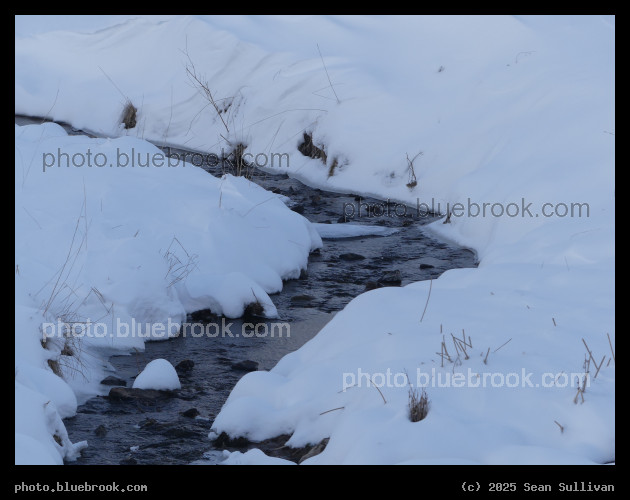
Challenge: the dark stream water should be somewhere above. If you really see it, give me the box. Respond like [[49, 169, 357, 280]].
[[16, 115, 477, 464]]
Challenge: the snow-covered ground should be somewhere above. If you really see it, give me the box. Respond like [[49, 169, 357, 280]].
[[15, 15, 614, 465]]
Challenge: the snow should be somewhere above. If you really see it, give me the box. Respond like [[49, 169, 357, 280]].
[[312, 223, 398, 239], [15, 382, 87, 465], [15, 15, 614, 465], [219, 449, 296, 465], [132, 359, 181, 390]]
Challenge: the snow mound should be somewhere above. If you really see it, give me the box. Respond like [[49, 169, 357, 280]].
[[132, 359, 181, 391]]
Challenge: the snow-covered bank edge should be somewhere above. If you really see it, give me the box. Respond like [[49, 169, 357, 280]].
[[15, 122, 321, 464]]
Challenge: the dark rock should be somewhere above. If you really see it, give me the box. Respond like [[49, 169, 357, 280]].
[[378, 270, 402, 286], [291, 204, 305, 214], [139, 418, 161, 429], [291, 294, 315, 302], [373, 254, 397, 263], [175, 359, 195, 374], [310, 248, 321, 256], [231, 360, 259, 372], [299, 438, 330, 464], [100, 376, 126, 387], [402, 219, 414, 227], [120, 457, 137, 465], [247, 434, 329, 464], [299, 269, 309, 280], [243, 301, 264, 318], [212, 431, 251, 449], [189, 308, 216, 322], [337, 216, 349, 223], [339, 253, 366, 261], [163, 427, 200, 439], [297, 132, 327, 164], [108, 387, 177, 402], [94, 425, 107, 437], [181, 408, 200, 419], [419, 263, 435, 270], [321, 220, 332, 224], [364, 281, 381, 292]]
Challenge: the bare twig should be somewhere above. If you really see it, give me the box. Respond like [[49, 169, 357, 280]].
[[436, 336, 452, 368], [42, 87, 60, 123], [607, 333, 615, 362], [182, 48, 230, 134], [493, 338, 512, 353], [368, 377, 387, 405], [593, 355, 606, 380], [405, 152, 422, 189], [582, 338, 593, 358], [98, 66, 129, 100], [451, 332, 469, 360], [23, 207, 43, 229], [420, 279, 433, 322], [319, 406, 345, 416], [316, 44, 340, 104]]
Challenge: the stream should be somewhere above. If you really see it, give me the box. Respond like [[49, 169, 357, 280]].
[[16, 115, 478, 464]]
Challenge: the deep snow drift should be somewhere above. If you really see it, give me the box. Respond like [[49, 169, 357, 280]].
[[15, 15, 614, 464]]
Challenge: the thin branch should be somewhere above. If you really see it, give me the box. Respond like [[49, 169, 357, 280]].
[[98, 66, 128, 100], [319, 406, 345, 416], [317, 44, 340, 104], [607, 333, 615, 362], [493, 338, 512, 353], [420, 279, 433, 322], [368, 377, 387, 404]]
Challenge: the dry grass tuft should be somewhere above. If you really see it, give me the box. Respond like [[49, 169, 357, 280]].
[[120, 101, 137, 129], [328, 158, 339, 178], [409, 386, 429, 422], [406, 152, 422, 189]]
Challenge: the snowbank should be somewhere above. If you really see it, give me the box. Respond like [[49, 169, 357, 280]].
[[15, 15, 614, 464]]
